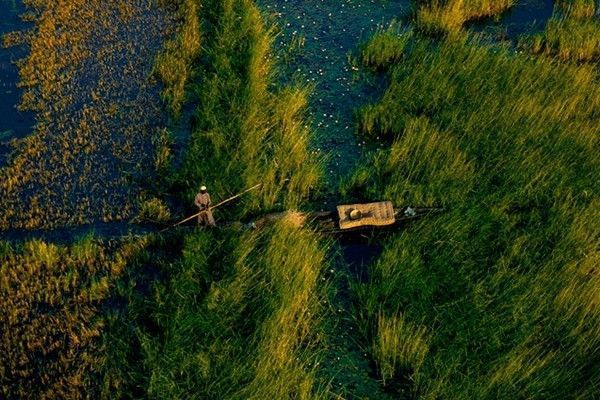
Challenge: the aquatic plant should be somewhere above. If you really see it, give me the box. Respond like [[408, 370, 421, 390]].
[[176, 0, 322, 216], [154, 0, 201, 116], [0, 0, 174, 231], [345, 31, 600, 398], [134, 197, 172, 224], [103, 222, 329, 399]]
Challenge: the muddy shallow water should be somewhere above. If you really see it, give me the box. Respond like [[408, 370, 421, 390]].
[[0, 0, 34, 165]]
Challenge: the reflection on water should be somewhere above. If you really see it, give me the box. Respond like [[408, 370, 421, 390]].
[[0, 0, 34, 163]]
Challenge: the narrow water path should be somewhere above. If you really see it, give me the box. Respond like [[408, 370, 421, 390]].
[[257, 1, 411, 397], [260, 0, 411, 189]]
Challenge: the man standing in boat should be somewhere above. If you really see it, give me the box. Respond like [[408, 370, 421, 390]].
[[195, 185, 216, 227]]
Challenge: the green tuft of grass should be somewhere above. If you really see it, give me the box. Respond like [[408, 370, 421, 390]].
[[134, 197, 172, 224], [371, 311, 429, 387], [360, 23, 413, 69], [154, 0, 202, 116]]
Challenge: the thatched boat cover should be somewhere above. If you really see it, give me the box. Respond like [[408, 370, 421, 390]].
[[337, 201, 395, 230]]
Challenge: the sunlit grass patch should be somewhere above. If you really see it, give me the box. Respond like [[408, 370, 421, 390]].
[[104, 223, 329, 398], [415, 0, 515, 36], [134, 197, 172, 224], [0, 0, 174, 231], [176, 0, 322, 216], [372, 312, 429, 387], [154, 0, 201, 115], [360, 23, 413, 69]]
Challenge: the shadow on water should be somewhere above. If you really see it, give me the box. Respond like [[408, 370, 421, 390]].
[[468, 0, 555, 39], [0, 0, 34, 166], [340, 238, 382, 283]]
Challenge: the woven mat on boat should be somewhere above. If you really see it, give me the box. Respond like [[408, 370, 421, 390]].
[[337, 201, 395, 230]]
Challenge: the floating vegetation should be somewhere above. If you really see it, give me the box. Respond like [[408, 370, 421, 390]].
[[154, 0, 201, 116], [0, 0, 174, 231]]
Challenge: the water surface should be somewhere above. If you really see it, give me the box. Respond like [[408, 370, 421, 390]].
[[0, 0, 34, 164], [470, 0, 555, 39]]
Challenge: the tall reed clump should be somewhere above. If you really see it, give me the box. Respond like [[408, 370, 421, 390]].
[[176, 0, 321, 217], [0, 236, 147, 399], [526, 0, 600, 62], [345, 31, 600, 398], [103, 222, 328, 399], [415, 0, 514, 36], [155, 0, 201, 115]]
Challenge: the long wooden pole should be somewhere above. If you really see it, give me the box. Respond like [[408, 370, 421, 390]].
[[160, 183, 263, 232]]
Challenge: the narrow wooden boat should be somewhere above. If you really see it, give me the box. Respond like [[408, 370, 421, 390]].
[[250, 202, 444, 233]]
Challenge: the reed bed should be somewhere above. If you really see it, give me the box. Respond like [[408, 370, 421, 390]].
[[100, 2, 327, 397], [344, 31, 600, 398], [174, 0, 322, 217], [103, 223, 329, 399]]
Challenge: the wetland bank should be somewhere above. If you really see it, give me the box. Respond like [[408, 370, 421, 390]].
[[1, 0, 599, 399]]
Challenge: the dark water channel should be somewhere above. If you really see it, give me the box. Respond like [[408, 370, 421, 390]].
[[469, 0, 555, 39], [0, 0, 33, 165]]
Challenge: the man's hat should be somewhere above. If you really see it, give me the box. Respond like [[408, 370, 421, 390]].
[[200, 185, 207, 191]]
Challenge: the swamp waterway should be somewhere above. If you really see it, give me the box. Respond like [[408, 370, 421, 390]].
[[0, 0, 175, 236], [0, 0, 34, 165]]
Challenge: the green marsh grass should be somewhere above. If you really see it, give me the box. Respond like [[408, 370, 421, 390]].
[[345, 31, 600, 398], [102, 1, 327, 398], [2, 1, 327, 399], [104, 222, 329, 399], [176, 0, 321, 217], [134, 197, 172, 224]]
